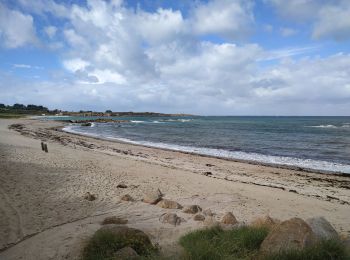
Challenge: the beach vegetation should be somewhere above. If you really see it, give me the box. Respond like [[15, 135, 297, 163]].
[[82, 227, 158, 260], [179, 225, 269, 259], [179, 226, 349, 260]]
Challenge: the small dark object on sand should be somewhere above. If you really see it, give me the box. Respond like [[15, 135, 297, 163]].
[[44, 143, 48, 153], [84, 192, 96, 201], [41, 141, 45, 151], [117, 184, 128, 188]]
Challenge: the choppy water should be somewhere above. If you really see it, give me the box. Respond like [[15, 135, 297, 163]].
[[52, 116, 350, 174]]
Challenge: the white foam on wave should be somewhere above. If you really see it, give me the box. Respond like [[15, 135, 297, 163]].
[[62, 126, 350, 174], [306, 124, 350, 129], [307, 125, 337, 128]]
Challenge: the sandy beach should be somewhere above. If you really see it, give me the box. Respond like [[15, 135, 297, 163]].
[[0, 118, 349, 259]]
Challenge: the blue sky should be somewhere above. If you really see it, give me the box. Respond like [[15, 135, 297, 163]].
[[1, 0, 350, 115]]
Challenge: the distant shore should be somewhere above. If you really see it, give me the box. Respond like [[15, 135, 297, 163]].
[[0, 118, 349, 259]]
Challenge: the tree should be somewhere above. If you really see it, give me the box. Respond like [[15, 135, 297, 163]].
[[0, 103, 5, 108], [105, 110, 112, 113], [13, 103, 26, 109]]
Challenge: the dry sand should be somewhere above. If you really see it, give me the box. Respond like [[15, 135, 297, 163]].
[[0, 118, 349, 259]]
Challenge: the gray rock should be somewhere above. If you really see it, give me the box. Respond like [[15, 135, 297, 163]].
[[121, 194, 134, 202], [159, 213, 184, 226], [204, 216, 219, 227], [84, 192, 96, 201], [203, 209, 214, 216], [183, 205, 202, 214], [221, 212, 238, 225], [143, 189, 162, 204], [102, 216, 128, 225], [260, 217, 317, 255], [306, 217, 339, 240], [157, 199, 183, 209], [193, 214, 205, 221]]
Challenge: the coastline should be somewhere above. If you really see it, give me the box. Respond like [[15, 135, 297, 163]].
[[62, 125, 350, 177], [0, 118, 349, 259]]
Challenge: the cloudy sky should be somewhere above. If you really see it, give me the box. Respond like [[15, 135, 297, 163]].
[[1, 0, 350, 115]]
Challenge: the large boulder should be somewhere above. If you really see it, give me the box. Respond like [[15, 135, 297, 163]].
[[260, 217, 317, 255], [182, 205, 202, 214], [221, 212, 238, 225], [159, 213, 184, 226], [143, 189, 163, 204], [157, 199, 183, 209], [306, 217, 339, 240]]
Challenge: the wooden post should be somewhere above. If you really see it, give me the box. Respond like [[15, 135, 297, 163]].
[[44, 143, 48, 153], [41, 142, 45, 151]]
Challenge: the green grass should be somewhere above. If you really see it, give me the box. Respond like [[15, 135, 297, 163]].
[[0, 113, 25, 119], [82, 228, 158, 260], [179, 226, 269, 260], [264, 239, 350, 260]]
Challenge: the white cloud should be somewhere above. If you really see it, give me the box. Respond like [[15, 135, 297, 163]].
[[266, 0, 350, 41], [63, 58, 90, 72], [312, 2, 350, 41], [0, 3, 37, 48], [192, 0, 254, 40]]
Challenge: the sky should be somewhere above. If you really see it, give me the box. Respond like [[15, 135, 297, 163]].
[[1, 0, 350, 115]]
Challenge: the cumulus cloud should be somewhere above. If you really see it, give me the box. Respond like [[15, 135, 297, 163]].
[[191, 0, 254, 40], [0, 3, 37, 48], [266, 0, 350, 41], [312, 2, 350, 41]]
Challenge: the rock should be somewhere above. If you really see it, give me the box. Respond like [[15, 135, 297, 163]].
[[306, 217, 339, 240], [84, 192, 96, 201], [204, 216, 219, 227], [114, 247, 138, 259], [203, 209, 214, 216], [143, 189, 163, 204], [121, 194, 134, 202], [98, 225, 152, 255], [251, 215, 277, 229], [260, 217, 317, 255], [159, 213, 184, 226], [157, 199, 183, 209], [221, 212, 238, 225], [102, 216, 128, 225], [117, 184, 128, 188], [183, 205, 202, 214], [193, 214, 205, 221], [81, 122, 92, 126]]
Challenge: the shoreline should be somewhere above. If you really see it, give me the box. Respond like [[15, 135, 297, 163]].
[[61, 124, 350, 177], [1, 118, 349, 259]]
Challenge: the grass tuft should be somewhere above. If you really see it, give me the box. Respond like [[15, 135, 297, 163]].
[[179, 226, 269, 259], [82, 228, 157, 260]]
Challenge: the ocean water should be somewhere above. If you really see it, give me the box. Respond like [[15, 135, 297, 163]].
[[55, 116, 350, 174]]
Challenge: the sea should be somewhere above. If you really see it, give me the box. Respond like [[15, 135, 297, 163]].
[[47, 116, 350, 174]]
